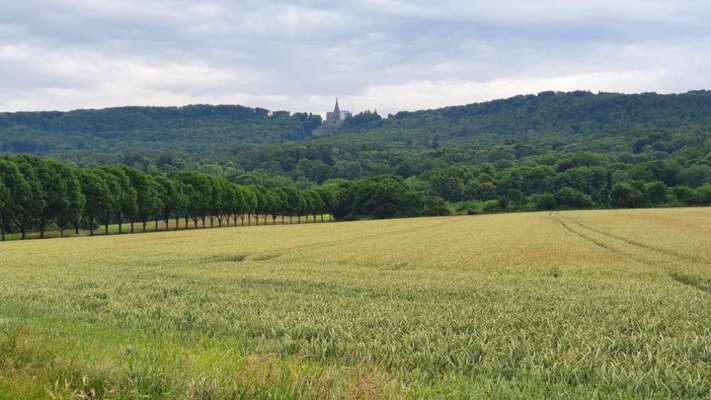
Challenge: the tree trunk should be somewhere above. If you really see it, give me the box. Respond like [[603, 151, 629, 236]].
[[321, 214, 324, 223], [155, 219, 159, 230], [281, 215, 285, 224], [21, 229, 26, 240], [104, 224, 109, 235], [255, 215, 259, 225], [142, 221, 147, 232], [39, 218, 47, 238], [60, 228, 64, 238], [118, 220, 123, 234], [130, 222, 135, 234], [290, 215, 293, 224]]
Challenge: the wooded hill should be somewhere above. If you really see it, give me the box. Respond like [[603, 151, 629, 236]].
[[0, 105, 322, 158], [3, 91, 711, 167], [1, 91, 710, 222]]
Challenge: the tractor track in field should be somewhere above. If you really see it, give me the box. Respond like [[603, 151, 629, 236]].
[[551, 215, 655, 267], [561, 215, 711, 267], [552, 213, 711, 295]]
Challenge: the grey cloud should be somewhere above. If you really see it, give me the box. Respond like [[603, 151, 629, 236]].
[[1, 0, 711, 114]]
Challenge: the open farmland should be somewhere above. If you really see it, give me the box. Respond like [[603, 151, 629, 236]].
[[1, 209, 710, 399]]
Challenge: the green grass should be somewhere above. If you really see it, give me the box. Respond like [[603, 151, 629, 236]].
[[1, 209, 711, 399]]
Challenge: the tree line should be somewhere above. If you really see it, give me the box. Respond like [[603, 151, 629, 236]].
[[0, 155, 448, 241], [427, 159, 711, 214]]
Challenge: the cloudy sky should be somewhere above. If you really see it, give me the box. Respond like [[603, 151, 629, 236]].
[[1, 0, 711, 115]]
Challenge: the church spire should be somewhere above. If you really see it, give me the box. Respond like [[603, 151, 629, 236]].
[[334, 98, 340, 113]]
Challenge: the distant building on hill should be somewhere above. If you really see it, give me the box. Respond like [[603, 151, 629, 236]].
[[315, 99, 352, 136]]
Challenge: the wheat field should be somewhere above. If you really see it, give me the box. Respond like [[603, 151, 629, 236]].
[[1, 209, 710, 399]]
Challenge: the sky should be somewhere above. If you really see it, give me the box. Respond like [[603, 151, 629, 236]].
[[1, 0, 711, 115]]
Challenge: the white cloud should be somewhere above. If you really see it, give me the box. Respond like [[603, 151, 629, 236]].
[[353, 70, 667, 115]]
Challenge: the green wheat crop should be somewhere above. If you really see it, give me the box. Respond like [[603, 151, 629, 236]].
[[1, 208, 710, 399]]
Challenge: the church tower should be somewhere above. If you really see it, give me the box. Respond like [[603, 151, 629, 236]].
[[317, 98, 352, 136]]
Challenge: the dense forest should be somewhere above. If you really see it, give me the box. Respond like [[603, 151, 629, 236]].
[[3, 91, 711, 169], [2, 91, 711, 239], [0, 105, 322, 159]]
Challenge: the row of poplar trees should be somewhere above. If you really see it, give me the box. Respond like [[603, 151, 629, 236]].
[[0, 155, 338, 240]]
